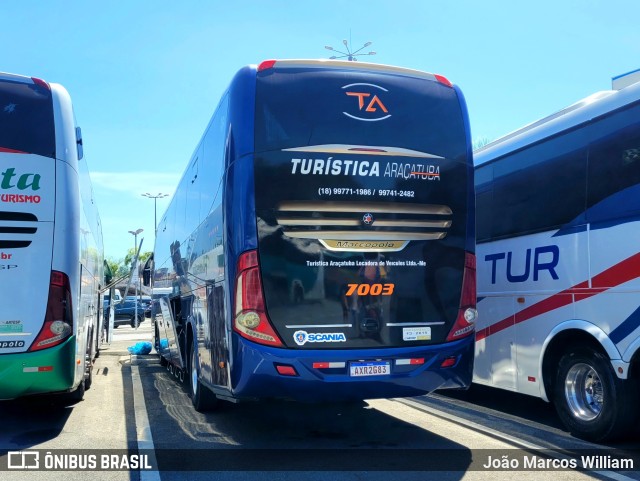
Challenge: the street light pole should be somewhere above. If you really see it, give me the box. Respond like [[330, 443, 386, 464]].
[[141, 193, 169, 233], [128, 228, 143, 328]]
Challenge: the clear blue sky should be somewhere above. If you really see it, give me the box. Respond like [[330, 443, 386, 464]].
[[2, 1, 639, 260]]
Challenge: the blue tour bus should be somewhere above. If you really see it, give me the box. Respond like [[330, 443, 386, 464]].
[[146, 59, 477, 410]]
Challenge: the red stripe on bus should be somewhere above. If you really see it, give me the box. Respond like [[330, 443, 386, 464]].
[[0, 146, 27, 154], [476, 252, 640, 342]]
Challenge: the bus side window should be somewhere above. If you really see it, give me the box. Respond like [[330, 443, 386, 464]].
[[475, 164, 493, 242], [491, 130, 588, 240], [201, 94, 229, 217], [185, 148, 202, 232], [586, 104, 640, 223]]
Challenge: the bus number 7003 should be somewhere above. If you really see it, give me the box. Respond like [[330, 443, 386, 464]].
[[345, 283, 395, 296]]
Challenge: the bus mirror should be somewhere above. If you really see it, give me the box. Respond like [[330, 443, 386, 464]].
[[142, 268, 151, 286], [76, 127, 84, 160], [142, 254, 153, 287], [104, 259, 113, 285]]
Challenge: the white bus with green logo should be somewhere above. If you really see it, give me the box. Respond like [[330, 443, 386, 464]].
[[0, 72, 104, 402]]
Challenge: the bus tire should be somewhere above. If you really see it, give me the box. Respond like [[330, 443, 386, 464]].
[[58, 378, 85, 406], [84, 348, 93, 391], [71, 380, 86, 403], [553, 347, 635, 442], [188, 339, 217, 412], [155, 326, 168, 366]]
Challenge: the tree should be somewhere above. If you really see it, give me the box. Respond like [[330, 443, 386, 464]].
[[123, 248, 152, 273], [106, 249, 152, 279], [105, 257, 125, 279]]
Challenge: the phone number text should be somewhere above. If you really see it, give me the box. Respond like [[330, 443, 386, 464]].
[[318, 188, 415, 198]]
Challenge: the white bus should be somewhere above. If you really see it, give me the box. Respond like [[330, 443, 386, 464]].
[[474, 73, 640, 442], [0, 72, 104, 402]]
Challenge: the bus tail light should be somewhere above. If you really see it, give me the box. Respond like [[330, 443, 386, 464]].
[[434, 74, 453, 88], [31, 77, 51, 90], [446, 252, 477, 341], [30, 271, 73, 351], [440, 356, 459, 368], [233, 250, 283, 347], [275, 364, 298, 376], [258, 60, 277, 72]]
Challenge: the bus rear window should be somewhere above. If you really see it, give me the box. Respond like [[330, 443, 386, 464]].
[[0, 79, 55, 158], [255, 68, 466, 161]]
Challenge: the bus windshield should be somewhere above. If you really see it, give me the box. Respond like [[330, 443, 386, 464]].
[[0, 77, 55, 158]]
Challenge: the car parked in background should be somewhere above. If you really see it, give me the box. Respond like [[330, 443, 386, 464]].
[[103, 289, 123, 305], [125, 296, 152, 318], [104, 297, 150, 328]]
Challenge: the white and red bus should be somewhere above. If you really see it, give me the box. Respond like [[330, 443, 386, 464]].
[[474, 72, 640, 441]]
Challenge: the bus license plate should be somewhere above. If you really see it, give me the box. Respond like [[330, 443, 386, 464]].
[[349, 361, 390, 377]]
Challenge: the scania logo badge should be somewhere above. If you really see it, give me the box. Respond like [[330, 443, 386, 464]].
[[362, 213, 374, 225], [294, 330, 308, 346]]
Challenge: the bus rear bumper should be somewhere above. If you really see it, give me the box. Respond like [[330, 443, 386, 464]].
[[0, 337, 76, 400], [230, 334, 474, 402]]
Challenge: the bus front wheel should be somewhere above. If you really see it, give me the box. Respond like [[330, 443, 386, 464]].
[[188, 340, 218, 412], [553, 347, 636, 442]]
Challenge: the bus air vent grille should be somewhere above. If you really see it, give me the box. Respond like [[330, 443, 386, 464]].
[[275, 201, 453, 241], [0, 211, 38, 249]]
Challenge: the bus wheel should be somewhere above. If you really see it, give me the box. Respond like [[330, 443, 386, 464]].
[[70, 382, 85, 403], [553, 347, 635, 442], [155, 326, 168, 367], [84, 350, 93, 391], [59, 378, 85, 406], [188, 340, 217, 412]]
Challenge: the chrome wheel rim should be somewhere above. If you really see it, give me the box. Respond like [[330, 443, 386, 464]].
[[564, 362, 603, 421]]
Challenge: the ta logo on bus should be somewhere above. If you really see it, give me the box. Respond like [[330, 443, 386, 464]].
[[342, 83, 391, 122], [1, 168, 41, 191]]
